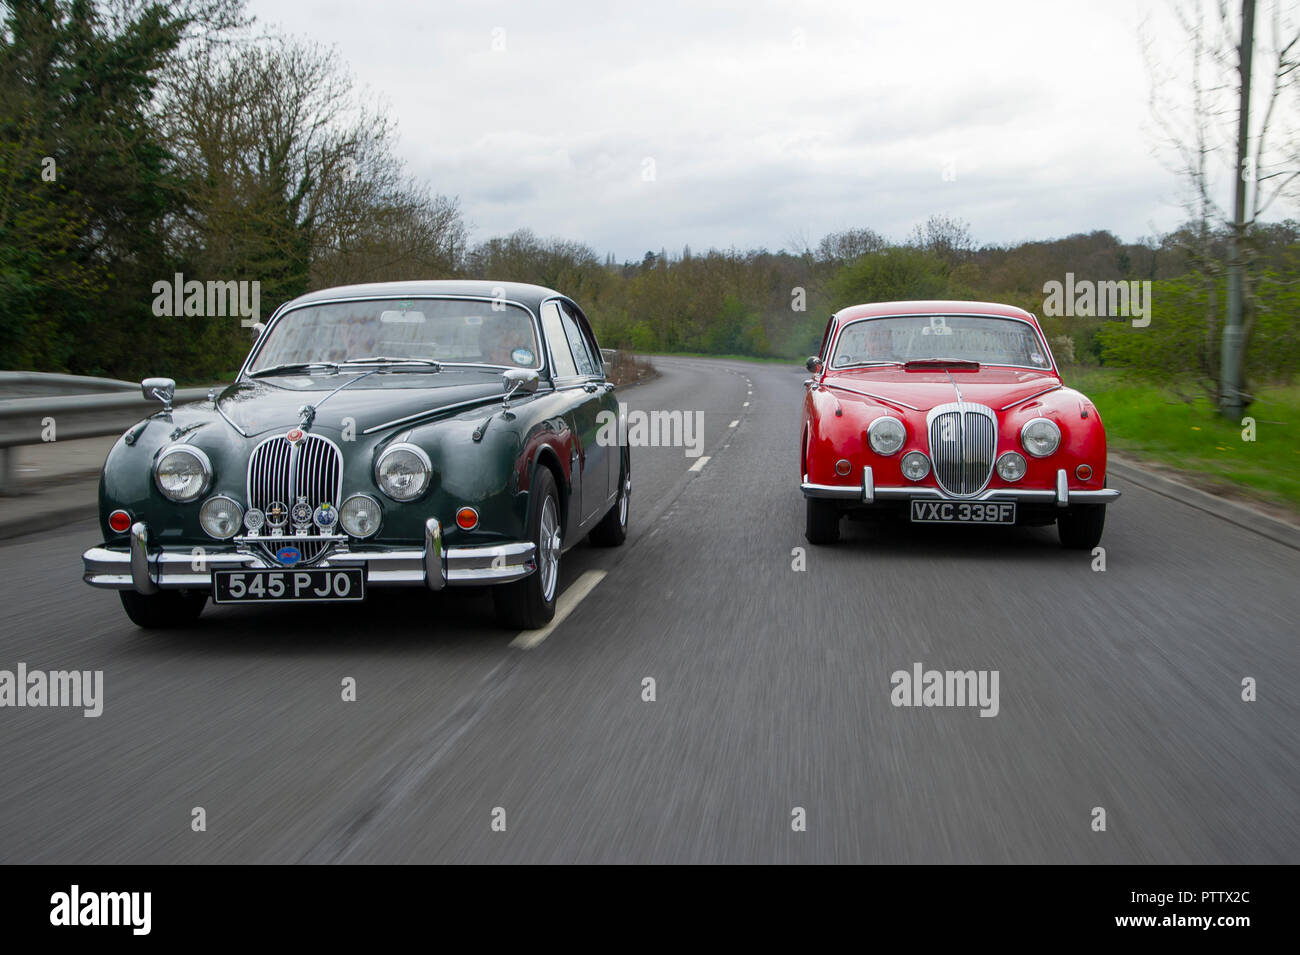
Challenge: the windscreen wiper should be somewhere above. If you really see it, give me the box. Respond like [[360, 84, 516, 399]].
[[339, 357, 442, 371], [247, 361, 340, 378]]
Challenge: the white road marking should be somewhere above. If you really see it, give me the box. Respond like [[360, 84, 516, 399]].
[[728, 420, 739, 428], [510, 569, 608, 650], [689, 455, 710, 472], [743, 401, 750, 407]]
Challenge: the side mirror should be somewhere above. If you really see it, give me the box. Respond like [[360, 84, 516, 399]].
[[501, 368, 540, 409], [141, 377, 176, 413], [805, 356, 823, 374]]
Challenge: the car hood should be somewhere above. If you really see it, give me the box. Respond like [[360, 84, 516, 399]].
[[824, 367, 1061, 413], [214, 375, 507, 436]]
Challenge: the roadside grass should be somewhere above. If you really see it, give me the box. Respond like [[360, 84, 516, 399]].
[[1063, 367, 1300, 511]]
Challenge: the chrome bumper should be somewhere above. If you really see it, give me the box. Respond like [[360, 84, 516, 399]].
[[83, 519, 536, 593], [801, 466, 1121, 507]]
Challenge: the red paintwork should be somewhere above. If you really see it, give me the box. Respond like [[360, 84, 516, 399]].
[[801, 301, 1109, 494]]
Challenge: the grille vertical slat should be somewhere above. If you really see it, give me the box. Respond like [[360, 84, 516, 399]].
[[246, 433, 344, 565], [928, 403, 996, 497]]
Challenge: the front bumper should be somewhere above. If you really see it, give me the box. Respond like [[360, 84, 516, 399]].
[[801, 466, 1121, 507], [83, 519, 536, 594]]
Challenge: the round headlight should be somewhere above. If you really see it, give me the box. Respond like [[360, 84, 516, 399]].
[[1020, 418, 1061, 458], [200, 495, 243, 539], [867, 416, 906, 455], [340, 494, 382, 538], [996, 451, 1027, 482], [375, 443, 431, 502], [154, 447, 211, 502], [900, 451, 931, 481]]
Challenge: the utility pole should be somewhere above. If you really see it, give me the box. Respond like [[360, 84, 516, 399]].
[[1221, 0, 1255, 419]]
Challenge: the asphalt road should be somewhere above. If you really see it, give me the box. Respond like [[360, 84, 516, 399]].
[[1, 356, 1296, 863]]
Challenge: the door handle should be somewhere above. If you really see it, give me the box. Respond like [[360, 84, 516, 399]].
[[583, 382, 599, 393]]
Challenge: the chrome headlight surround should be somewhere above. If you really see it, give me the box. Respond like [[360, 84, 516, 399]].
[[153, 446, 212, 503], [199, 495, 244, 539], [340, 493, 383, 538], [374, 443, 432, 502], [995, 451, 1028, 482], [1020, 417, 1062, 458], [900, 451, 931, 481], [867, 415, 906, 456]]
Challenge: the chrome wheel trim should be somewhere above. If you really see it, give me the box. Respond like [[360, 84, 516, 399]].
[[538, 496, 560, 602], [618, 470, 630, 527]]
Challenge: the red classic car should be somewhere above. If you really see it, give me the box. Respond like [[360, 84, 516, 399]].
[[800, 301, 1119, 548]]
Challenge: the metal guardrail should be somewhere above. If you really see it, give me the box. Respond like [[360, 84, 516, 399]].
[[0, 371, 138, 397], [0, 376, 213, 493]]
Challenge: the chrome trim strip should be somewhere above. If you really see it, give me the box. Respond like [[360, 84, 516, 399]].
[[1001, 385, 1063, 411], [800, 482, 1121, 504], [1056, 468, 1069, 507], [129, 522, 157, 594], [861, 466, 874, 504], [84, 536, 540, 590], [826, 312, 1059, 377], [240, 294, 547, 381], [361, 393, 538, 436], [425, 518, 445, 591], [822, 383, 920, 411]]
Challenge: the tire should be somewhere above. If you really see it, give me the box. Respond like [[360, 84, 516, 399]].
[[119, 590, 207, 629], [493, 466, 561, 629], [1057, 504, 1106, 550], [804, 497, 841, 545], [588, 450, 630, 547]]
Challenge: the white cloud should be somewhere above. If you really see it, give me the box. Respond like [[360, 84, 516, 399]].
[[251, 0, 1295, 258]]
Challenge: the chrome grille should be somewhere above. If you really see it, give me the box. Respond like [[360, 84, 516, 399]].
[[927, 402, 996, 497], [246, 433, 343, 565]]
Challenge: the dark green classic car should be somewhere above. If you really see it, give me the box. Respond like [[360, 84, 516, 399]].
[[82, 281, 630, 630]]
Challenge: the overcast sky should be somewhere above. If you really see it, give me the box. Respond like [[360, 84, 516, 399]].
[[252, 0, 1289, 260]]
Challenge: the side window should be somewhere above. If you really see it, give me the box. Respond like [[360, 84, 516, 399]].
[[540, 302, 578, 378], [558, 303, 597, 377]]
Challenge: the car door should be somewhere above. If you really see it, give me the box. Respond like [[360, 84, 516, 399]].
[[539, 300, 604, 528], [560, 300, 618, 511]]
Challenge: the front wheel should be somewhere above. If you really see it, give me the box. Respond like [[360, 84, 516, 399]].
[[1057, 504, 1106, 550], [119, 590, 207, 629], [804, 497, 841, 545], [494, 467, 562, 629]]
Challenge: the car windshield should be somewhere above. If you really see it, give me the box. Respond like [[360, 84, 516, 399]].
[[831, 315, 1051, 369], [246, 298, 542, 374]]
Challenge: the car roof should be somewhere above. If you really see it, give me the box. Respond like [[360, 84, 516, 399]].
[[285, 280, 567, 313], [834, 300, 1037, 323]]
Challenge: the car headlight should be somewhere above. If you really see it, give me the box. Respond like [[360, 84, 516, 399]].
[[867, 416, 906, 455], [340, 494, 382, 538], [154, 446, 211, 502], [1020, 418, 1061, 458], [996, 451, 1027, 482], [375, 443, 432, 502], [199, 495, 243, 539], [900, 451, 930, 481]]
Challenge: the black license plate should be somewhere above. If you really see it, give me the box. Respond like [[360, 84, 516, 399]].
[[213, 568, 365, 604], [910, 500, 1016, 524]]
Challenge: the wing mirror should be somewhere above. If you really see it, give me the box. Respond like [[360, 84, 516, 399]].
[[501, 368, 540, 409], [805, 356, 823, 374], [141, 377, 176, 413]]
